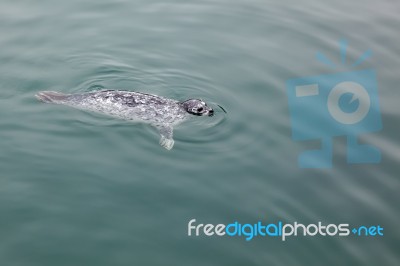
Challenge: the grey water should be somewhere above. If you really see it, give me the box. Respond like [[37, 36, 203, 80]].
[[0, 0, 399, 265]]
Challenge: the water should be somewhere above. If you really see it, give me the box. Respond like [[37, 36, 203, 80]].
[[0, 0, 399, 265]]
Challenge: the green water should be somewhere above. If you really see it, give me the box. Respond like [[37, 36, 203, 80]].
[[1, 0, 399, 265]]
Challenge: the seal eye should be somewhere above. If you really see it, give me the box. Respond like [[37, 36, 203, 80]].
[[197, 107, 203, 112]]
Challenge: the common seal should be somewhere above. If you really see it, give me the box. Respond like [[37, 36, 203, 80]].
[[35, 90, 214, 150]]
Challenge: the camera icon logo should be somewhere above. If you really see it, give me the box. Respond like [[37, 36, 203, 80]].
[[286, 40, 382, 168]]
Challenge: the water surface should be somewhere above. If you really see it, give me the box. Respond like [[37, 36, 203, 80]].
[[0, 0, 399, 265]]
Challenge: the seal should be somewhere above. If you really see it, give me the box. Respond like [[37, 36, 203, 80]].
[[35, 90, 214, 150]]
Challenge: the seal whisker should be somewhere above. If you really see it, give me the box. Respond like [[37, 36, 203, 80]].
[[217, 104, 227, 113]]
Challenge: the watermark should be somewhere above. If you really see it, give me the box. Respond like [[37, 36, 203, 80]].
[[187, 219, 384, 241], [286, 39, 382, 168]]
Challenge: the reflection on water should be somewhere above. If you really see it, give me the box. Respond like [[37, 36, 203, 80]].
[[0, 0, 399, 265]]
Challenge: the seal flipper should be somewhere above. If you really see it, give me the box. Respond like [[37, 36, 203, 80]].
[[35, 91, 69, 104], [153, 124, 174, 150]]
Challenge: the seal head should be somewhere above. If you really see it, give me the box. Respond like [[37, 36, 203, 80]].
[[180, 99, 214, 116]]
